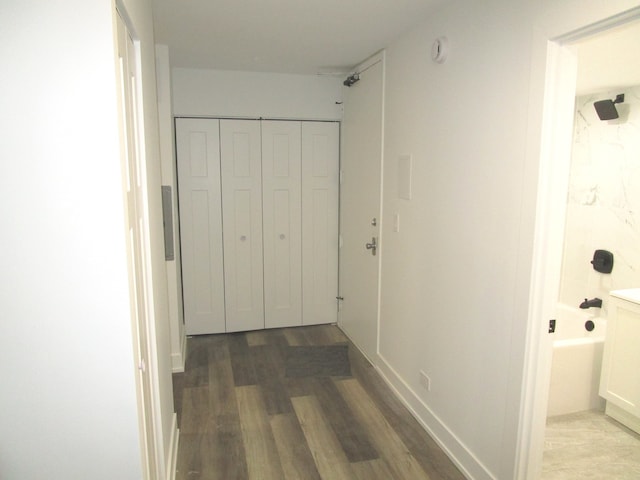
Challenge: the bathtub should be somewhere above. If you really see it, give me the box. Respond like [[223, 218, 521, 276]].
[[546, 303, 607, 417]]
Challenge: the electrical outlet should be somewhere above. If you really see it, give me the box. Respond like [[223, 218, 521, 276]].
[[419, 370, 431, 391]]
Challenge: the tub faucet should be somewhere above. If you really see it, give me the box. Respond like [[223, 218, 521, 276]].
[[580, 297, 602, 309]]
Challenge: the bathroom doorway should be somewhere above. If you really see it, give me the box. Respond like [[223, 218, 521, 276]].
[[541, 18, 640, 478]]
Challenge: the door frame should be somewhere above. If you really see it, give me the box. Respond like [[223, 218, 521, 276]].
[[174, 116, 341, 334], [114, 4, 163, 479], [517, 7, 640, 479]]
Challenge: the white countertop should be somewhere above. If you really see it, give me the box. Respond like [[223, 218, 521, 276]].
[[610, 288, 640, 304]]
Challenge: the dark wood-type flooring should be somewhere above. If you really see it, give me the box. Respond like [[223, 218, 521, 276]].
[[173, 324, 466, 480]]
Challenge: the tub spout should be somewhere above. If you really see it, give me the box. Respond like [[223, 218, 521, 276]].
[[580, 298, 602, 309]]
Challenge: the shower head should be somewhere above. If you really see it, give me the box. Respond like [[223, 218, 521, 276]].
[[594, 93, 625, 120]]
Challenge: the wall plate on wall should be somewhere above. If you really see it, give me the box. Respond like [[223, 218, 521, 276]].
[[431, 36, 449, 63], [398, 154, 413, 200]]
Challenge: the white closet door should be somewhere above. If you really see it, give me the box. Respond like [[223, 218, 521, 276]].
[[220, 120, 264, 332], [262, 121, 303, 328], [302, 122, 340, 325], [176, 118, 225, 335]]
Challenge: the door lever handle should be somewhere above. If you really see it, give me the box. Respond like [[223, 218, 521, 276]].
[[365, 237, 377, 256]]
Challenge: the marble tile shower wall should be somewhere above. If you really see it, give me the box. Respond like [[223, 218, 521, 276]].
[[559, 85, 640, 313]]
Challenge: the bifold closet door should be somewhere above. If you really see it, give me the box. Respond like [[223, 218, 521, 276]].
[[302, 122, 340, 325], [220, 120, 264, 332], [175, 118, 226, 335], [262, 121, 303, 328]]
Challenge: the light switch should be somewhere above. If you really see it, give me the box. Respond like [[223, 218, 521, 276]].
[[394, 213, 400, 232]]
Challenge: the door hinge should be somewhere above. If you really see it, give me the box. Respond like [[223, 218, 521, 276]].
[[548, 319, 556, 334]]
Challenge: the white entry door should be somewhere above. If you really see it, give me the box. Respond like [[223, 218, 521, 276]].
[[220, 119, 265, 332], [175, 118, 226, 335], [338, 55, 385, 361]]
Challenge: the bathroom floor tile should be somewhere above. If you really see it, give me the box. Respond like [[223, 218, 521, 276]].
[[543, 410, 640, 479]]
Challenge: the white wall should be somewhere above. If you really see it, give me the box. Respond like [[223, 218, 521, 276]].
[[379, 4, 536, 478], [0, 0, 141, 478], [0, 0, 176, 478], [373, 1, 640, 479], [172, 67, 343, 119], [559, 86, 640, 311]]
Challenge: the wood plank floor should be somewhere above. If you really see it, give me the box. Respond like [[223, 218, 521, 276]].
[[173, 324, 466, 480]]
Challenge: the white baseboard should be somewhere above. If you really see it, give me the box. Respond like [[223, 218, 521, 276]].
[[375, 353, 496, 480], [166, 413, 179, 480], [171, 332, 186, 373]]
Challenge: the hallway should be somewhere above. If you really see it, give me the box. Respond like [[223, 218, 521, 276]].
[[172, 324, 465, 479]]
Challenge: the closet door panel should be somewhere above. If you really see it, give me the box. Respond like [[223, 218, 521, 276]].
[[302, 122, 339, 325], [176, 118, 225, 335], [262, 121, 302, 328], [220, 120, 264, 332]]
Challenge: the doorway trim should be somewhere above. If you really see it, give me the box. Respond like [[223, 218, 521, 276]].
[[114, 3, 168, 478], [517, 7, 640, 479]]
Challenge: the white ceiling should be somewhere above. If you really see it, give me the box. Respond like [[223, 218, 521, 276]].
[[575, 20, 640, 96], [151, 0, 444, 74], [152, 1, 640, 91]]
